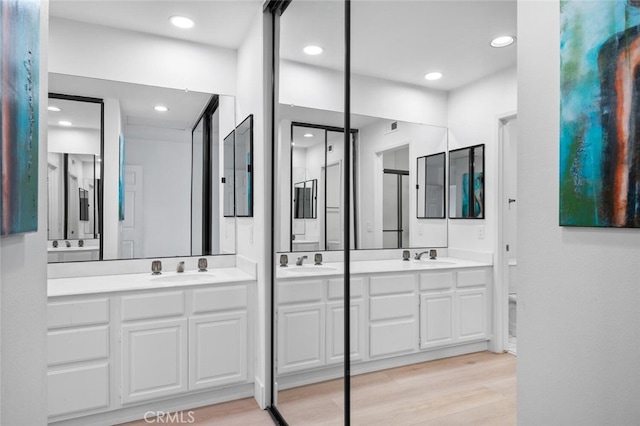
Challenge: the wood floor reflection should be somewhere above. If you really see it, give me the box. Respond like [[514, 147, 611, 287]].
[[277, 351, 516, 425], [121, 351, 516, 425]]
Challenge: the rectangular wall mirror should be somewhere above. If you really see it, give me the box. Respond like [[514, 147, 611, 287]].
[[294, 179, 317, 219], [223, 130, 235, 218], [235, 115, 253, 217], [47, 94, 102, 263], [416, 152, 446, 219], [449, 144, 485, 219], [48, 73, 237, 262]]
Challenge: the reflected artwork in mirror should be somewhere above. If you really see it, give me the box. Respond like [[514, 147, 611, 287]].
[[416, 152, 446, 219], [449, 144, 485, 219], [235, 115, 253, 217]]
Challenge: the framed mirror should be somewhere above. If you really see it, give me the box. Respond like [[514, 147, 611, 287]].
[[223, 130, 235, 218], [416, 152, 446, 219], [449, 144, 485, 219], [294, 179, 317, 219], [235, 115, 253, 217]]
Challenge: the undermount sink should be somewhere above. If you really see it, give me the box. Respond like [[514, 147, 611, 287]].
[[151, 273, 215, 283], [282, 265, 337, 274]]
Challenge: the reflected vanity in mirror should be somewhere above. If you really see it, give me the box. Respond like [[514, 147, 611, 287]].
[[235, 115, 253, 217], [449, 144, 485, 219], [416, 152, 446, 219], [48, 73, 237, 262], [47, 94, 103, 263]]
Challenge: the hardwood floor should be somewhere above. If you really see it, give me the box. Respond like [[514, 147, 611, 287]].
[[121, 351, 516, 425]]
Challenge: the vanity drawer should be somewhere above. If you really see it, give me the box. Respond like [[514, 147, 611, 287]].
[[370, 293, 415, 321], [327, 277, 364, 300], [278, 280, 323, 304], [121, 292, 185, 321], [457, 269, 488, 288], [369, 274, 415, 295], [48, 298, 110, 329], [419, 272, 454, 292], [48, 325, 110, 366], [192, 285, 248, 314]]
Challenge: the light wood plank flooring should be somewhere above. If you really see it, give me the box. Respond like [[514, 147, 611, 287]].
[[121, 351, 516, 425]]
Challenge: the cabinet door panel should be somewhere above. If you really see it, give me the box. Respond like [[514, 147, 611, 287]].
[[420, 293, 454, 349], [121, 318, 188, 404], [369, 319, 417, 358], [326, 300, 364, 364], [277, 303, 325, 374], [189, 312, 248, 390], [457, 289, 487, 341], [48, 325, 109, 366], [48, 363, 110, 417]]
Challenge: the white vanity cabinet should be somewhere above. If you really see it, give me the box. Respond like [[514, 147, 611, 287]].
[[276, 277, 365, 375], [47, 298, 112, 419], [419, 269, 490, 349], [47, 279, 254, 425], [276, 264, 492, 386], [368, 274, 419, 359]]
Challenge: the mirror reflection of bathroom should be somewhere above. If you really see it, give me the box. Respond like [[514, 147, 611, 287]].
[[381, 146, 410, 248], [47, 74, 237, 262], [47, 95, 102, 263]]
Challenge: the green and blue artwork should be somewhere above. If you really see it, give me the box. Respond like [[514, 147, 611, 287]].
[[0, 0, 40, 236], [561, 0, 640, 227]]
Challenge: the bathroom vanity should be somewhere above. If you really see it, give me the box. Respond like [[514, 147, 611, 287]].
[[47, 267, 256, 425], [275, 258, 492, 390]]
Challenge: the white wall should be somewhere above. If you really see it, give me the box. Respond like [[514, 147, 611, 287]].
[[0, 1, 49, 423], [49, 17, 237, 96], [235, 9, 270, 408], [48, 127, 100, 155], [518, 1, 640, 424], [281, 60, 448, 126], [447, 66, 517, 253], [102, 98, 122, 259], [125, 128, 191, 258]]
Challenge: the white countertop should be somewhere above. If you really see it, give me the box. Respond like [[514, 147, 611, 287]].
[[276, 257, 491, 279], [48, 246, 100, 253], [48, 268, 256, 297]]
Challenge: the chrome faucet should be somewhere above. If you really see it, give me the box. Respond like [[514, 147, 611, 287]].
[[198, 258, 208, 272], [414, 251, 429, 260], [151, 260, 162, 275], [296, 255, 308, 266]]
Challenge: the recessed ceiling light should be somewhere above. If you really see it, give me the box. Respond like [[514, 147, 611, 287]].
[[169, 15, 195, 29], [424, 72, 443, 81], [48, 106, 61, 112], [490, 35, 516, 48], [303, 133, 314, 138], [291, 142, 296, 146], [154, 105, 169, 112], [58, 120, 72, 126], [303, 45, 324, 55]]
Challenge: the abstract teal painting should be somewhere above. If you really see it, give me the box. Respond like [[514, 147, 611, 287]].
[[561, 0, 640, 227], [0, 0, 40, 236]]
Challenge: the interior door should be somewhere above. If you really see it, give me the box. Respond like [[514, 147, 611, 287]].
[[121, 165, 143, 259]]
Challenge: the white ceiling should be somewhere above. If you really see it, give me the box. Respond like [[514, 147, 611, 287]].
[[50, 0, 516, 92]]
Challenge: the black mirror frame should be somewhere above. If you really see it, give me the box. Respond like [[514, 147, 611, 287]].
[[448, 143, 485, 219], [235, 114, 254, 217]]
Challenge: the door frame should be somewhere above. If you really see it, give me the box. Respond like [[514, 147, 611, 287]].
[[495, 111, 517, 353]]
